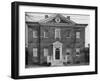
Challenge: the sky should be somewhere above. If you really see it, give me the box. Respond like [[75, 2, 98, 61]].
[[25, 12, 90, 47]]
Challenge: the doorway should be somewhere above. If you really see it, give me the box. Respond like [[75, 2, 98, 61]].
[[55, 48, 60, 60]]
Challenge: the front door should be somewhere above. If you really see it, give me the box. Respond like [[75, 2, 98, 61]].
[[53, 41, 62, 61], [52, 41, 63, 66], [55, 48, 60, 60]]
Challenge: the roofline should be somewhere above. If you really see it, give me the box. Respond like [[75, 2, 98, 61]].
[[39, 23, 88, 27], [75, 24, 88, 26], [26, 21, 88, 27], [26, 21, 39, 24]]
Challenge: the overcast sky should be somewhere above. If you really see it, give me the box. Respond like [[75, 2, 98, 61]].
[[25, 12, 90, 47]]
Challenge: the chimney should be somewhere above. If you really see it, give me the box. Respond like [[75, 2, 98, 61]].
[[67, 16, 70, 20], [45, 15, 49, 19]]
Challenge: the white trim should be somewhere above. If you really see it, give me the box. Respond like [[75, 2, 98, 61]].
[[55, 28, 61, 39], [53, 41, 62, 61], [33, 30, 37, 38]]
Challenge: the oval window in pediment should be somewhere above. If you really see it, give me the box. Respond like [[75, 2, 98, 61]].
[[55, 17, 61, 23]]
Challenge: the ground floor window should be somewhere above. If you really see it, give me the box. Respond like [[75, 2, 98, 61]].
[[44, 48, 48, 56], [76, 48, 80, 56], [33, 30, 38, 38], [33, 48, 38, 57], [76, 31, 80, 38]]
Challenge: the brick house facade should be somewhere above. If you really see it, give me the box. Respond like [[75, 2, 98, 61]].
[[25, 14, 88, 66]]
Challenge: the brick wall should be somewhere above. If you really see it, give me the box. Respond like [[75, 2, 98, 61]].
[[27, 23, 86, 65]]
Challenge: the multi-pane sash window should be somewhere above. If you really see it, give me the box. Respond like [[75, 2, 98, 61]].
[[76, 48, 80, 55], [55, 28, 60, 39], [33, 30, 37, 38], [66, 49, 71, 55], [44, 48, 48, 56], [41, 31, 48, 38], [33, 48, 38, 57], [76, 32, 80, 38], [66, 30, 71, 38], [43, 31, 48, 38]]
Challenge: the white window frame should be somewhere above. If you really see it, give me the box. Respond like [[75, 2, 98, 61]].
[[76, 31, 80, 38], [43, 31, 48, 38], [33, 48, 38, 57], [55, 28, 61, 39], [33, 30, 37, 38], [66, 49, 71, 55], [76, 48, 80, 56]]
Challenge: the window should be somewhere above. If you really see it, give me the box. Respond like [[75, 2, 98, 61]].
[[43, 31, 48, 38], [55, 17, 61, 23], [66, 49, 71, 55], [76, 32, 80, 38], [55, 28, 60, 39], [41, 31, 48, 38], [76, 48, 80, 55], [66, 30, 71, 38], [33, 30, 37, 38], [33, 48, 37, 57], [44, 48, 48, 56]]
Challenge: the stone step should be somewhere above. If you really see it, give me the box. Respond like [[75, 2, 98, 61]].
[[51, 61, 63, 66]]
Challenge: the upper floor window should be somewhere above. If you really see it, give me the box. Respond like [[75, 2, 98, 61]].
[[66, 30, 71, 38], [44, 48, 48, 56], [41, 30, 48, 38], [33, 48, 38, 57], [33, 30, 37, 38], [76, 32, 80, 38], [43, 31, 48, 38], [76, 48, 80, 56], [55, 28, 61, 39]]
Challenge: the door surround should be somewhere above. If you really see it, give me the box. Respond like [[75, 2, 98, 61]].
[[53, 41, 62, 61]]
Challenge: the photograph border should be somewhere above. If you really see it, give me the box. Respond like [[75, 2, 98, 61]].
[[11, 1, 98, 79]]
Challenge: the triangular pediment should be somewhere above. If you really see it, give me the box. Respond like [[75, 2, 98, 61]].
[[53, 41, 62, 46], [39, 14, 76, 25]]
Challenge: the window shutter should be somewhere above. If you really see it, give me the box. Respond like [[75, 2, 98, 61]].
[[76, 48, 80, 55]]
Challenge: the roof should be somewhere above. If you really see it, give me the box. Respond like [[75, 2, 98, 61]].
[[39, 14, 76, 25], [26, 13, 88, 27]]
